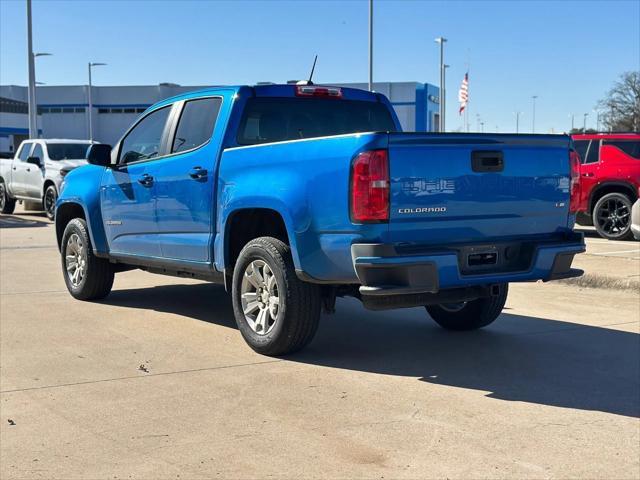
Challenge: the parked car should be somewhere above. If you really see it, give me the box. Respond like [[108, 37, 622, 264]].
[[0, 139, 94, 219], [571, 133, 640, 240], [55, 84, 585, 355]]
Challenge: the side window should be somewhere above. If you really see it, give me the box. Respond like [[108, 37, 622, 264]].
[[17, 143, 32, 161], [603, 140, 640, 159], [119, 106, 171, 163], [31, 144, 44, 161], [585, 140, 600, 164], [573, 140, 589, 163], [171, 98, 222, 153]]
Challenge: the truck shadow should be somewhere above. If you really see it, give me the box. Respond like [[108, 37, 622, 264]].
[[0, 215, 50, 228], [104, 283, 640, 419]]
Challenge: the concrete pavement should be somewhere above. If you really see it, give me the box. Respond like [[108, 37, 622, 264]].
[[1, 209, 639, 479]]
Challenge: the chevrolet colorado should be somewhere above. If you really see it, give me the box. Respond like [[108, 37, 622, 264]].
[[55, 84, 585, 355]]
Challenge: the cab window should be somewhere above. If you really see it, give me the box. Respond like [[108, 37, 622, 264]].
[[31, 144, 44, 162], [119, 106, 171, 163], [171, 98, 222, 153], [17, 142, 32, 161]]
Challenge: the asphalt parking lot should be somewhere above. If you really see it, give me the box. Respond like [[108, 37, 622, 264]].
[[1, 208, 639, 479]]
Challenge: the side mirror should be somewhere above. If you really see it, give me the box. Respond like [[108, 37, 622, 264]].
[[86, 144, 113, 167], [26, 156, 42, 166]]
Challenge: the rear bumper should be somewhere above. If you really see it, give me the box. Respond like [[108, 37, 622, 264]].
[[351, 232, 585, 297]]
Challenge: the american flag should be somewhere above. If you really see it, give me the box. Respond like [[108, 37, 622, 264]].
[[458, 72, 469, 115]]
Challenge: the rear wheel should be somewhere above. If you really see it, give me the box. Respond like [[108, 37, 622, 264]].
[[44, 185, 57, 220], [426, 284, 508, 331], [0, 181, 16, 214], [232, 236, 321, 356], [61, 218, 114, 300], [593, 192, 633, 240]]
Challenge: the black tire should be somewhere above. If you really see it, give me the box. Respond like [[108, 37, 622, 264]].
[[592, 192, 634, 241], [43, 184, 57, 220], [0, 180, 16, 214], [61, 218, 114, 300], [426, 284, 508, 331], [231, 236, 321, 356]]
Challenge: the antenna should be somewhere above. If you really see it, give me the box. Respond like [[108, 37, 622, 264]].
[[307, 55, 318, 85]]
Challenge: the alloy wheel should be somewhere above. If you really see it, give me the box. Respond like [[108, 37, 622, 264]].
[[240, 259, 280, 335], [596, 198, 630, 237], [45, 188, 56, 217], [65, 233, 87, 287]]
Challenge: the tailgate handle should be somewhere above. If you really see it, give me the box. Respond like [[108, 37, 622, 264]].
[[472, 151, 504, 172]]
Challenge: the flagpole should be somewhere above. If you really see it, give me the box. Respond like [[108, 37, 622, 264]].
[[466, 51, 470, 132]]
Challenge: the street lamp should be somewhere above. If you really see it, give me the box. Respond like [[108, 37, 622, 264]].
[[531, 95, 538, 133], [569, 113, 575, 132], [87, 62, 107, 142], [25, 0, 52, 138], [435, 37, 447, 132], [480, 121, 485, 133], [583, 112, 589, 132], [514, 111, 522, 133], [592, 109, 601, 132]]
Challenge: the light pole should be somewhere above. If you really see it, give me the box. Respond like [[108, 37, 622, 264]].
[[435, 37, 447, 132], [368, 0, 373, 91], [26, 0, 37, 138], [515, 111, 522, 133], [476, 113, 481, 132], [593, 109, 601, 132], [480, 121, 485, 133], [583, 113, 589, 133], [87, 62, 107, 142], [531, 95, 538, 133], [569, 113, 575, 132]]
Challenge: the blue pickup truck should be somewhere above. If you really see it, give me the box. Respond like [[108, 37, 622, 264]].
[[56, 84, 585, 355]]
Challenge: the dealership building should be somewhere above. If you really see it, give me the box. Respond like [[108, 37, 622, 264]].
[[0, 81, 439, 154]]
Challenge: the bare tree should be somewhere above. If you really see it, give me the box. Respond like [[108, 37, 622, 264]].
[[598, 71, 640, 132]]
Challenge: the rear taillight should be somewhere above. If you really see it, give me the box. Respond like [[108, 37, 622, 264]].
[[295, 85, 342, 98], [569, 149, 581, 213], [350, 149, 389, 223]]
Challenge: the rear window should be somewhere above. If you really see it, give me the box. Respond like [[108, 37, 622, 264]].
[[603, 140, 640, 159], [237, 97, 397, 145], [46, 143, 89, 160]]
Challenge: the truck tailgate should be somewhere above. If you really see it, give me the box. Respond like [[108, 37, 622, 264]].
[[388, 133, 572, 244]]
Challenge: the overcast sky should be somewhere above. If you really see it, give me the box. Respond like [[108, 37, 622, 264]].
[[1, 0, 638, 133]]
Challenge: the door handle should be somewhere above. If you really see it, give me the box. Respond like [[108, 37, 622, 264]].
[[581, 172, 594, 177], [12, 166, 16, 170], [137, 174, 154, 187], [189, 166, 208, 180], [26, 168, 31, 172]]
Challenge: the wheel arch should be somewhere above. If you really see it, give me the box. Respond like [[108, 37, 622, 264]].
[[217, 206, 299, 274], [42, 179, 57, 197], [55, 200, 108, 256], [588, 182, 637, 214]]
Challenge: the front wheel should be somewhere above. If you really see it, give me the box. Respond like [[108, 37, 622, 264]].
[[231, 236, 321, 356], [426, 284, 508, 331], [44, 185, 58, 220], [0, 181, 16, 214], [61, 218, 114, 300], [593, 192, 633, 240]]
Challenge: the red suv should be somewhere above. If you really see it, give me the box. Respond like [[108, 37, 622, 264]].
[[571, 133, 640, 240]]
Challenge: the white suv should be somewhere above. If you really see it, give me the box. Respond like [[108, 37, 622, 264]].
[[0, 139, 94, 219]]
